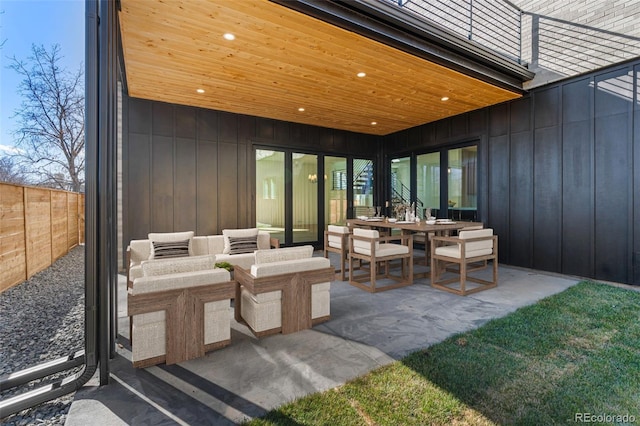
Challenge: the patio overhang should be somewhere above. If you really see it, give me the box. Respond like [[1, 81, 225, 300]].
[[118, 0, 533, 136]]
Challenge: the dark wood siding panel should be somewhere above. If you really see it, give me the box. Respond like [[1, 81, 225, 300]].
[[256, 117, 275, 140], [534, 87, 560, 129], [218, 111, 238, 142], [489, 103, 508, 136], [510, 98, 531, 133], [595, 68, 634, 118], [509, 131, 533, 268], [128, 133, 151, 240], [468, 109, 487, 135], [563, 77, 592, 123], [152, 102, 174, 137], [450, 114, 468, 138], [593, 67, 633, 283], [174, 137, 197, 232], [175, 105, 196, 138], [562, 120, 593, 277], [594, 113, 630, 283], [196, 142, 218, 235], [533, 126, 561, 273], [151, 135, 174, 232], [488, 135, 509, 263], [237, 141, 250, 227], [197, 109, 218, 141], [128, 98, 151, 134], [217, 142, 239, 230], [435, 120, 450, 142]]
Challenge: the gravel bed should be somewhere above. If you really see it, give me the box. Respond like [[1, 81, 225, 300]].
[[1, 245, 85, 426]]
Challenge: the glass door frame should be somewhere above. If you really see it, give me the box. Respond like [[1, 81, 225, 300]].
[[386, 139, 479, 220], [252, 143, 376, 247]]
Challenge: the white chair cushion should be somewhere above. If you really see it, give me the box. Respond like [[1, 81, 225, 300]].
[[375, 243, 409, 257], [141, 254, 215, 277], [435, 246, 493, 259], [328, 225, 350, 234], [254, 246, 313, 264], [435, 228, 494, 259], [129, 240, 151, 265], [131, 268, 231, 295], [148, 231, 195, 259], [327, 226, 349, 248], [256, 231, 272, 250], [251, 257, 330, 278], [352, 228, 380, 255], [222, 228, 259, 254]]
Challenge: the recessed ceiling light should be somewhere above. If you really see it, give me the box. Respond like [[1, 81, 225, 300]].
[[298, 107, 305, 112], [357, 72, 366, 78], [223, 33, 235, 41], [441, 96, 449, 101], [371, 121, 377, 126], [196, 88, 205, 94]]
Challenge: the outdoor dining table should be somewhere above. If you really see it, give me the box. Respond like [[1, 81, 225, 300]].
[[347, 218, 484, 278]]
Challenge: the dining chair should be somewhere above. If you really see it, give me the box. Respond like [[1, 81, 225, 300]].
[[430, 228, 497, 296], [348, 228, 413, 293], [324, 225, 351, 281]]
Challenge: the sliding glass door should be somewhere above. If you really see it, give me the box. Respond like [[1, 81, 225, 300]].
[[292, 153, 318, 243], [392, 143, 477, 220], [255, 149, 285, 242], [417, 152, 440, 218], [325, 156, 347, 225], [447, 146, 477, 220]]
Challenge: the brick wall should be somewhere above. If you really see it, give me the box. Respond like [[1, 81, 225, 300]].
[[514, 0, 640, 88]]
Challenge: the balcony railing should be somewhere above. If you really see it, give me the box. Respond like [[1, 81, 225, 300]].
[[381, 0, 523, 64]]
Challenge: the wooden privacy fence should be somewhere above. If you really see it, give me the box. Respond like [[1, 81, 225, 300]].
[[0, 182, 85, 292]]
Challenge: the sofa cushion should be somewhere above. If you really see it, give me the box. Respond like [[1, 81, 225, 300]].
[[148, 231, 194, 259], [254, 245, 313, 264], [251, 257, 330, 278], [256, 231, 272, 250], [131, 268, 231, 295], [228, 235, 259, 255], [222, 228, 258, 254], [141, 254, 216, 277]]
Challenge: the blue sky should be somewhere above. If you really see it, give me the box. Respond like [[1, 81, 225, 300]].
[[0, 0, 85, 153]]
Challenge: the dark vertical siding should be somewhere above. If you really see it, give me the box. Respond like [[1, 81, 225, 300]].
[[174, 137, 197, 231], [127, 133, 150, 240], [509, 99, 533, 267], [594, 69, 633, 282], [488, 135, 510, 264], [562, 78, 594, 277]]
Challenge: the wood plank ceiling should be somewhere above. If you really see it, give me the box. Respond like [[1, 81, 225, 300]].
[[118, 0, 523, 136]]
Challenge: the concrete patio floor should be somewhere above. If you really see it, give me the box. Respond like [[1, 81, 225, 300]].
[[66, 252, 580, 425]]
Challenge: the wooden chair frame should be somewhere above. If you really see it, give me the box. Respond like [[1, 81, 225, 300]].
[[348, 232, 413, 293], [324, 228, 350, 281], [430, 234, 498, 296], [128, 279, 236, 367], [234, 265, 335, 337]]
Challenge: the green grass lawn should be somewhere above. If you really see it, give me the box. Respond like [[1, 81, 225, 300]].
[[243, 282, 640, 425]]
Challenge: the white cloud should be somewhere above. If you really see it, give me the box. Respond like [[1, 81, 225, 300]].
[[0, 144, 24, 154]]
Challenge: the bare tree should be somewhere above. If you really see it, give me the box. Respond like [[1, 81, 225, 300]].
[[0, 156, 28, 185], [8, 44, 84, 192]]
